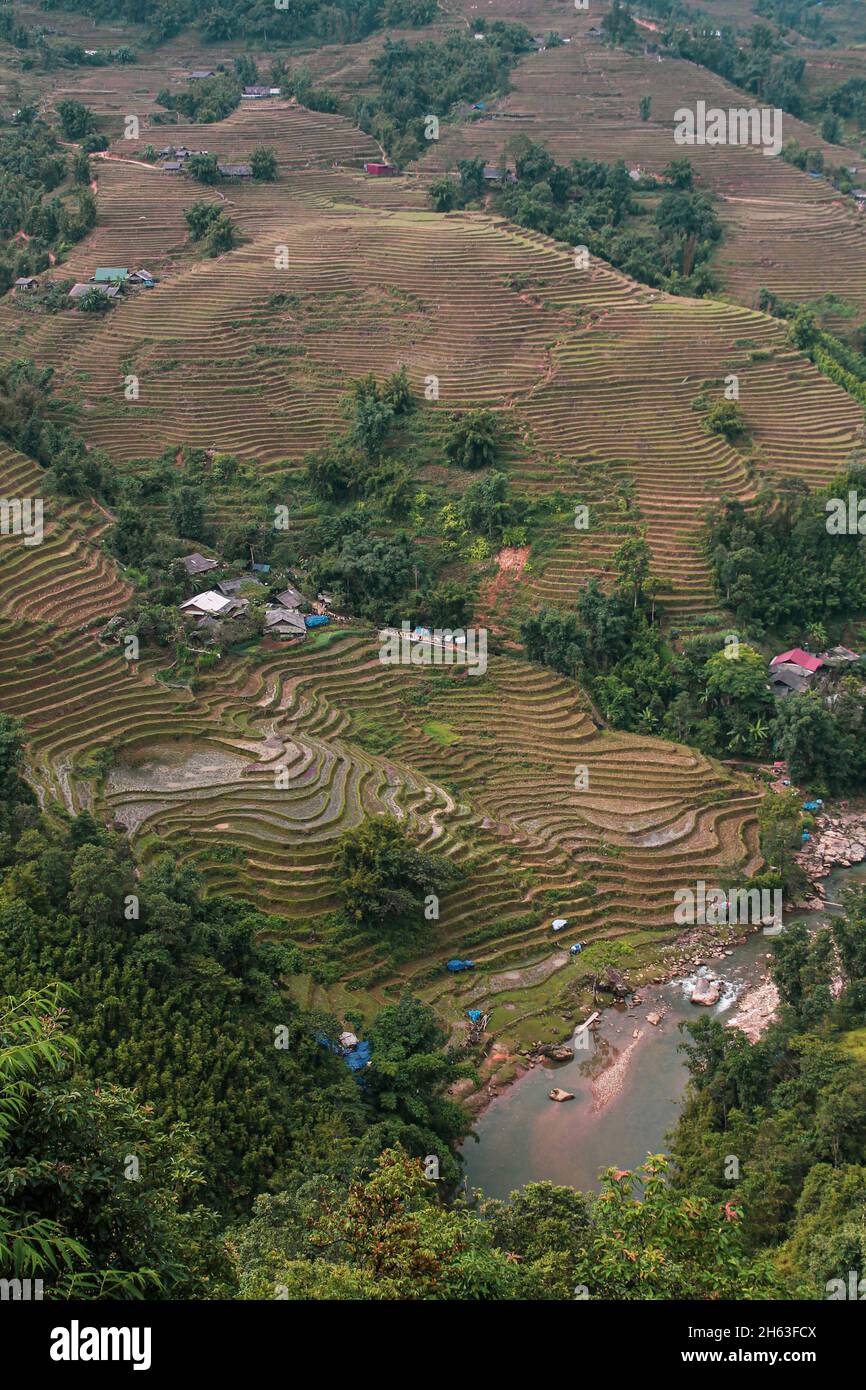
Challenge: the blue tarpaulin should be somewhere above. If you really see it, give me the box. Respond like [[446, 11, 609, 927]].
[[316, 1034, 372, 1074], [344, 1039, 372, 1072], [305, 614, 329, 628], [467, 1008, 483, 1022], [447, 959, 475, 972]]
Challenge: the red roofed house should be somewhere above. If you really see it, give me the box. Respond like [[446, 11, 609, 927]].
[[770, 648, 824, 674]]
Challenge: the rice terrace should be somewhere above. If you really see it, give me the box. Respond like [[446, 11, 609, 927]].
[[4, 0, 866, 1330]]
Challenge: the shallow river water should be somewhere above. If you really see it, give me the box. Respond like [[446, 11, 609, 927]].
[[463, 864, 866, 1198]]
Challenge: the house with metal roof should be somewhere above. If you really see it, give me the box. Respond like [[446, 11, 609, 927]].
[[181, 552, 218, 576]]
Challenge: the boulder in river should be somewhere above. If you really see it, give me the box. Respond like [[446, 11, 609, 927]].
[[691, 975, 722, 1006], [541, 1044, 574, 1062], [548, 1087, 575, 1102]]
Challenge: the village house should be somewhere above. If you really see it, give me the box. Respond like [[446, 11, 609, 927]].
[[181, 552, 219, 576], [217, 163, 252, 179], [769, 647, 823, 699], [768, 645, 860, 699], [94, 267, 129, 283], [264, 606, 307, 639], [180, 591, 236, 619], [186, 69, 215, 80], [482, 166, 516, 183], [242, 85, 280, 99], [68, 282, 119, 300], [161, 161, 183, 173], [364, 161, 396, 177], [217, 576, 264, 598], [14, 276, 38, 291], [819, 645, 860, 669], [274, 586, 303, 610], [128, 270, 156, 287]]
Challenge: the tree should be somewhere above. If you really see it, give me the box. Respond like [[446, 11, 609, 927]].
[[601, 0, 638, 48], [639, 95, 651, 122], [445, 408, 502, 470], [613, 535, 651, 609], [704, 399, 750, 445], [482, 1182, 592, 1297], [771, 691, 851, 793], [457, 157, 485, 201], [459, 469, 512, 542], [171, 485, 206, 540], [204, 212, 239, 257], [57, 100, 95, 141], [334, 815, 460, 943], [429, 175, 458, 211], [250, 146, 277, 181], [184, 200, 221, 241], [77, 287, 112, 313], [186, 153, 222, 185], [663, 158, 693, 188], [703, 644, 771, 708]]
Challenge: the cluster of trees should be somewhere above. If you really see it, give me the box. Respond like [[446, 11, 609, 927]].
[[706, 462, 866, 630], [234, 1146, 787, 1299], [157, 73, 243, 124], [184, 148, 276, 183], [519, 539, 768, 757], [302, 372, 514, 621], [0, 359, 112, 497], [184, 200, 239, 256], [335, 815, 461, 954], [637, 0, 866, 142], [0, 7, 137, 68], [672, 884, 866, 1296], [356, 22, 533, 165], [761, 290, 866, 407], [0, 720, 481, 1292], [432, 144, 721, 296], [42, 0, 435, 46], [0, 109, 96, 294], [305, 368, 415, 510]]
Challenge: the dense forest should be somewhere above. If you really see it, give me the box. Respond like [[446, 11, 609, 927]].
[[673, 887, 866, 1293], [0, 108, 95, 293], [432, 147, 723, 296], [37, 0, 437, 45]]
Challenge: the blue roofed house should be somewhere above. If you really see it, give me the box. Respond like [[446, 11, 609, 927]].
[[94, 268, 129, 283]]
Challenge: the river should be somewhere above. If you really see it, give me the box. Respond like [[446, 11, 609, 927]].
[[463, 863, 866, 1199]]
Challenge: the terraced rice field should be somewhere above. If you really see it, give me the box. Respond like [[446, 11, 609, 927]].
[[425, 10, 866, 320], [2, 8, 862, 1042], [0, 451, 762, 1033], [3, 146, 857, 615]]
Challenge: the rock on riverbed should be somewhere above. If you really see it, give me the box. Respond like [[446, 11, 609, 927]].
[[690, 974, 722, 1006]]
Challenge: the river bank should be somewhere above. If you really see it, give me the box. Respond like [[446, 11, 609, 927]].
[[461, 828, 866, 1199]]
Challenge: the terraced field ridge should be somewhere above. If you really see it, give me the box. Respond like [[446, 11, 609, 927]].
[[2, 9, 860, 1053]]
